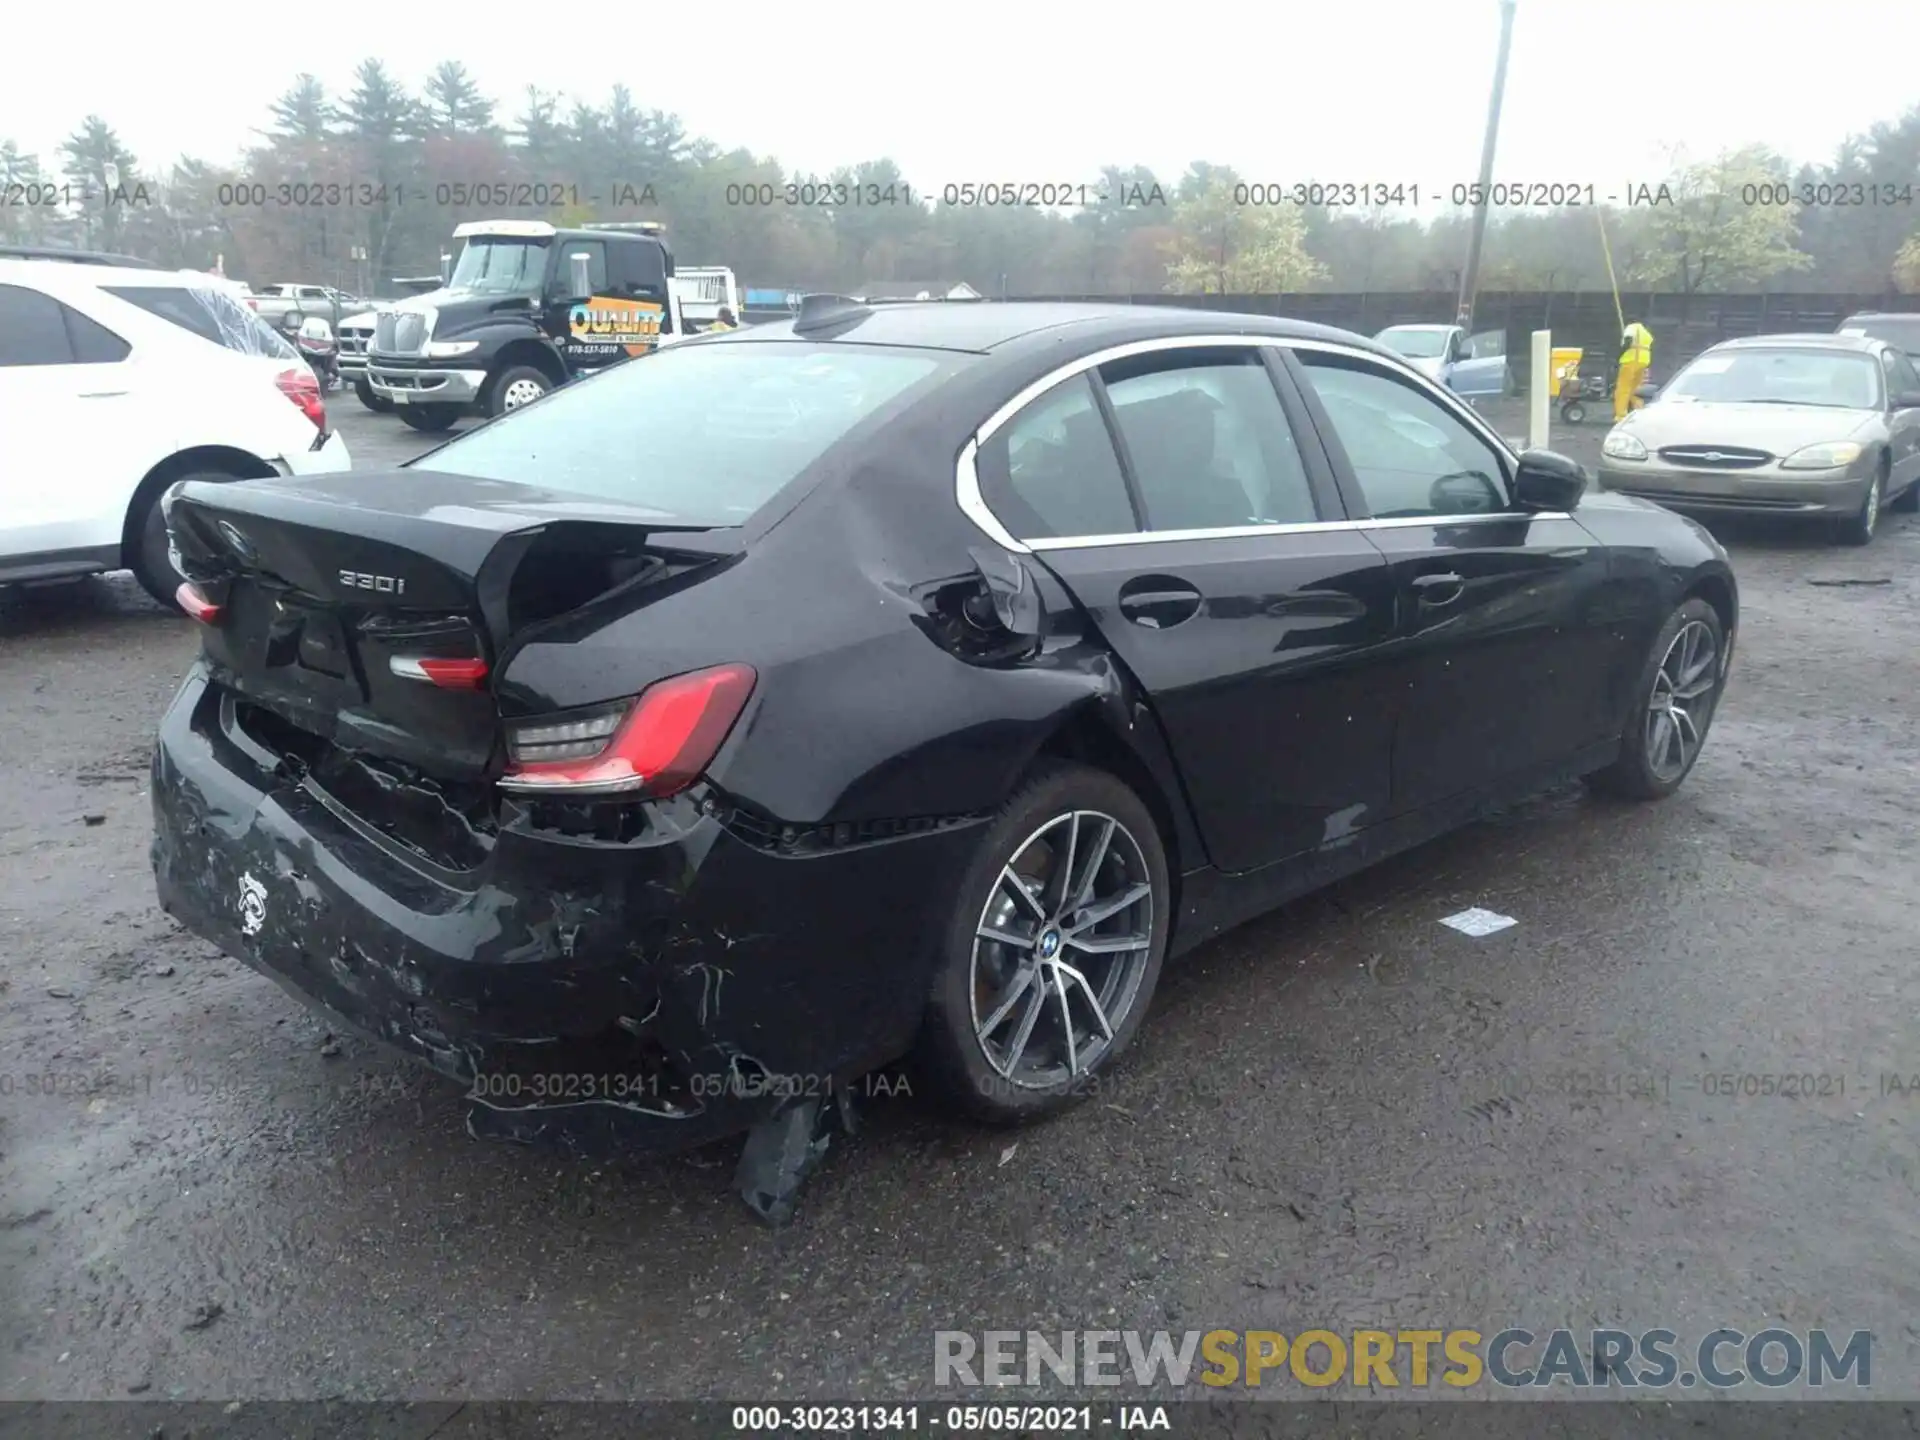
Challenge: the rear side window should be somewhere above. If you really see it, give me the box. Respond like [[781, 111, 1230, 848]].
[[104, 284, 298, 359], [0, 284, 129, 366], [977, 373, 1137, 540], [1101, 351, 1318, 530], [423, 342, 955, 526]]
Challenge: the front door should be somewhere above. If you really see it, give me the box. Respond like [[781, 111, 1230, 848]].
[[1881, 348, 1920, 496], [543, 238, 669, 377], [972, 343, 1399, 875], [1446, 329, 1509, 399], [1285, 346, 1621, 814]]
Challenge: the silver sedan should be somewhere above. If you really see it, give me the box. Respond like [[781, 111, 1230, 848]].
[[1595, 333, 1920, 545]]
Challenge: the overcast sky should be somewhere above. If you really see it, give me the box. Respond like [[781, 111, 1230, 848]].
[[3, 0, 1913, 209]]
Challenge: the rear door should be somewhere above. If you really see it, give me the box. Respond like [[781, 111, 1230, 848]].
[[1285, 345, 1621, 813], [973, 341, 1399, 875], [0, 280, 146, 558]]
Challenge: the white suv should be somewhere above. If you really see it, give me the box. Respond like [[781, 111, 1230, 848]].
[[0, 257, 352, 610]]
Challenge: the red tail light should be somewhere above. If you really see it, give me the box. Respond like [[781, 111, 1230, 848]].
[[390, 656, 489, 689], [176, 582, 222, 623], [275, 367, 326, 431], [499, 664, 756, 799]]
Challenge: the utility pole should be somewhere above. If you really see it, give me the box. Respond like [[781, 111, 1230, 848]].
[[1456, 0, 1518, 333]]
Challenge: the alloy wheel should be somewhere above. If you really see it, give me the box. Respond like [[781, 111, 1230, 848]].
[[969, 810, 1154, 1089], [502, 377, 547, 410], [1645, 619, 1719, 783]]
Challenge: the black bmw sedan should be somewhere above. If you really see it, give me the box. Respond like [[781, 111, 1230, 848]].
[[151, 299, 1736, 1183]]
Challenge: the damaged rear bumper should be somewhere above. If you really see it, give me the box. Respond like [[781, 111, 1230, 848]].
[[150, 664, 982, 1154]]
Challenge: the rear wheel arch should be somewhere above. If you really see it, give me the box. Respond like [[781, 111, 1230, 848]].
[[120, 446, 274, 566], [1030, 702, 1192, 893]]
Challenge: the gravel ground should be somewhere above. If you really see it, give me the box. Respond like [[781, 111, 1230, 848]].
[[3, 395, 1918, 1407]]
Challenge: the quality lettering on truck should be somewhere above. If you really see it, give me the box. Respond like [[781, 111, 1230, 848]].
[[568, 296, 665, 353], [363, 218, 687, 435]]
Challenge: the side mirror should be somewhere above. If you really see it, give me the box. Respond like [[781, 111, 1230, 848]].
[[1513, 448, 1588, 511], [1893, 390, 1920, 411], [569, 253, 594, 302], [438, 253, 453, 285]]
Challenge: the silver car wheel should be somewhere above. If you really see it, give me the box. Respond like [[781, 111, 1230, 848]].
[[969, 809, 1154, 1089], [1646, 618, 1719, 783]]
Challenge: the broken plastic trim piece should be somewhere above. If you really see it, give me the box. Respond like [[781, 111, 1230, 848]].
[[176, 582, 222, 623], [734, 1083, 860, 1226]]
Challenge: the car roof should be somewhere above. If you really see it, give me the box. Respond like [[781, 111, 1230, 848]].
[[0, 258, 234, 290], [1840, 312, 1920, 322], [1709, 332, 1885, 354], [716, 300, 1394, 358], [1377, 322, 1454, 332]]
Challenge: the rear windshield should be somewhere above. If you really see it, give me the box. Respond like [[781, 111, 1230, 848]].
[[105, 285, 298, 359], [420, 342, 958, 525], [1839, 316, 1920, 352]]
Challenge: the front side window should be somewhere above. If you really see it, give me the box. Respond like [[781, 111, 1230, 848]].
[[548, 241, 609, 298], [1887, 350, 1920, 397], [1101, 350, 1318, 531], [422, 342, 956, 527], [1297, 355, 1509, 519], [976, 372, 1137, 541]]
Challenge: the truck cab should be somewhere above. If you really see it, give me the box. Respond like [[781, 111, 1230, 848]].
[[1372, 323, 1510, 399], [365, 219, 683, 433]]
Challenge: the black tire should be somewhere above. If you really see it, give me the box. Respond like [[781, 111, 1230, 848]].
[[129, 469, 239, 611], [1585, 597, 1727, 801], [913, 761, 1171, 1124], [486, 365, 552, 418], [1560, 399, 1586, 425], [1836, 461, 1886, 546], [398, 404, 461, 433], [355, 376, 393, 413]]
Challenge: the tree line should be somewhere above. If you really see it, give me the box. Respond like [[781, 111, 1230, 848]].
[[4, 62, 1920, 298]]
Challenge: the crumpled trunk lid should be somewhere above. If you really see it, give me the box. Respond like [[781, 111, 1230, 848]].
[[165, 469, 738, 780]]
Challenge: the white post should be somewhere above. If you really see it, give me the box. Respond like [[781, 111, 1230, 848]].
[[1528, 328, 1551, 451]]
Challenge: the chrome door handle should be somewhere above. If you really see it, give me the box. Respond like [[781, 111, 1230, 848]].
[[1411, 571, 1465, 605]]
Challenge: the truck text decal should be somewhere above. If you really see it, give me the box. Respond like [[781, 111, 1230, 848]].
[[568, 296, 665, 356]]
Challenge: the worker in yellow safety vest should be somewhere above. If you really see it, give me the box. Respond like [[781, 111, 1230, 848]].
[[705, 306, 738, 334], [1615, 321, 1654, 421]]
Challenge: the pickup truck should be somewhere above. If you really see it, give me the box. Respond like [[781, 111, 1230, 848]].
[[1372, 323, 1511, 399], [245, 283, 367, 339]]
